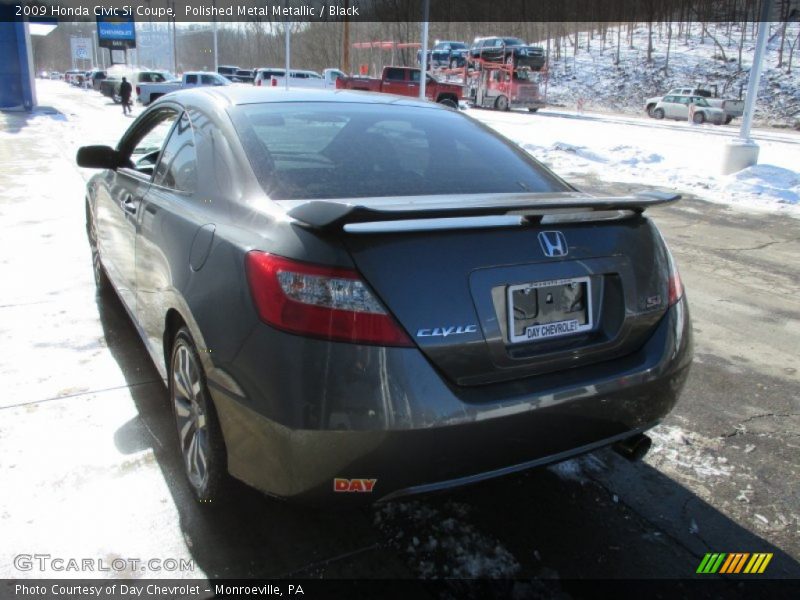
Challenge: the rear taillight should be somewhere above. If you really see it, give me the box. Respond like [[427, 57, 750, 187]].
[[245, 252, 412, 347], [665, 246, 684, 306], [271, 77, 277, 87]]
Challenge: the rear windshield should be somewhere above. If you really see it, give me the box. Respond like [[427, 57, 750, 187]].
[[230, 102, 567, 201]]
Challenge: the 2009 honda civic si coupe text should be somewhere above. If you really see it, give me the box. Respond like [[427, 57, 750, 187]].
[[77, 88, 692, 505]]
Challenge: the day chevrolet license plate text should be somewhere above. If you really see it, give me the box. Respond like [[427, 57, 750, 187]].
[[507, 277, 593, 344]]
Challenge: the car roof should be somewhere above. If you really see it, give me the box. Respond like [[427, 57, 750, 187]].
[[160, 86, 450, 110]]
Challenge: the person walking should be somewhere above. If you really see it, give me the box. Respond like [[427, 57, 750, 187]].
[[119, 77, 133, 116]]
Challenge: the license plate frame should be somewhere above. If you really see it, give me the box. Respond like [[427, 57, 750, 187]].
[[506, 276, 593, 344]]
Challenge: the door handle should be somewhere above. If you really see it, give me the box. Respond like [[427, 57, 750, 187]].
[[122, 196, 137, 215]]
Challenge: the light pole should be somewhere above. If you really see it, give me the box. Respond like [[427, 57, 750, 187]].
[[170, 0, 177, 75], [285, 22, 291, 90], [212, 0, 218, 72], [720, 0, 773, 174], [419, 0, 429, 100]]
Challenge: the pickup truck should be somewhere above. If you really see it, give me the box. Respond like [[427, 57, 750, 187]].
[[136, 71, 230, 105], [100, 70, 173, 103], [418, 41, 469, 69], [646, 86, 744, 123], [255, 68, 344, 89], [336, 66, 462, 108]]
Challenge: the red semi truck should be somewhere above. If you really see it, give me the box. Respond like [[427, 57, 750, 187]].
[[336, 66, 462, 108]]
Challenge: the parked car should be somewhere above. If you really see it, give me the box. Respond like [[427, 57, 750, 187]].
[[646, 86, 744, 124], [77, 87, 692, 505], [48, 71, 62, 80], [229, 69, 255, 84], [64, 69, 84, 85], [650, 94, 727, 125], [85, 69, 107, 91], [418, 40, 469, 69], [100, 70, 173, 103], [137, 71, 229, 105], [336, 66, 462, 107], [217, 65, 240, 79], [470, 37, 546, 70], [255, 68, 344, 89]]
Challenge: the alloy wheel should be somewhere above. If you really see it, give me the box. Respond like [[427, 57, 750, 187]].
[[172, 343, 210, 491]]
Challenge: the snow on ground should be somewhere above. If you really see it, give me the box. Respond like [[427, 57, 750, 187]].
[[646, 425, 735, 482], [374, 500, 520, 578], [468, 107, 800, 217], [542, 22, 800, 129]]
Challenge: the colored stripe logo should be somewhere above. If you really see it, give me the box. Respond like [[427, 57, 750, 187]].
[[697, 553, 773, 574]]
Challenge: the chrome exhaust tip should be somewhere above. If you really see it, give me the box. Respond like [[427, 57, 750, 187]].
[[613, 433, 652, 462]]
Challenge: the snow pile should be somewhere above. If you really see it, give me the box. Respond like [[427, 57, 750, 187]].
[[646, 425, 734, 480], [374, 500, 520, 578], [547, 454, 606, 484], [723, 164, 800, 205]]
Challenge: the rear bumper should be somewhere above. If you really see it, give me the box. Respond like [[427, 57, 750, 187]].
[[210, 296, 692, 504]]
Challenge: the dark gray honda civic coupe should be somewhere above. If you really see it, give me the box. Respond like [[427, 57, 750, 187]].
[[77, 87, 692, 505]]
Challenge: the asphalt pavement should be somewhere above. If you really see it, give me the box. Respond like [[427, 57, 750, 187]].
[[0, 81, 797, 584]]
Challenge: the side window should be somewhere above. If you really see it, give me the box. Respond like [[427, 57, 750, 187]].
[[186, 74, 198, 84], [410, 70, 421, 83], [125, 109, 179, 178], [385, 68, 406, 81], [153, 112, 197, 193], [200, 74, 215, 84]]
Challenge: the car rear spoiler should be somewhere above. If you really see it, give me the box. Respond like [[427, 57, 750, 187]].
[[286, 191, 681, 232]]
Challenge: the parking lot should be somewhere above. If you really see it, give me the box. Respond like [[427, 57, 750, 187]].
[[0, 80, 798, 582]]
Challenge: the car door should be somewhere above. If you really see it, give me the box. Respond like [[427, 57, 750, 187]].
[[383, 68, 411, 95], [97, 108, 179, 314], [135, 110, 200, 359], [660, 96, 678, 118], [673, 97, 690, 120]]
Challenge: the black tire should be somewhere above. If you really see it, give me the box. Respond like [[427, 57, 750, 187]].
[[494, 95, 510, 111], [653, 108, 665, 120], [528, 108, 539, 113], [169, 327, 228, 503], [693, 111, 705, 124], [438, 97, 458, 109], [646, 104, 655, 117], [724, 115, 733, 125], [86, 202, 112, 295]]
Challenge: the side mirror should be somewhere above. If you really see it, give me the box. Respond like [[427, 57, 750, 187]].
[[76, 145, 125, 170]]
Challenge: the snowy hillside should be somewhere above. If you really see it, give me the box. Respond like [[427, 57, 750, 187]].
[[543, 22, 800, 128]]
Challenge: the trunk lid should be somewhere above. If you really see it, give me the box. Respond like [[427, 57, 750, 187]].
[[344, 219, 671, 387], [287, 194, 677, 387]]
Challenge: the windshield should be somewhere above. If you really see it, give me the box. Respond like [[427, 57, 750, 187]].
[[231, 102, 567, 201], [504, 38, 525, 46]]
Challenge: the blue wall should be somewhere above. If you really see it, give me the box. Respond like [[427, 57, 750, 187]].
[[0, 21, 35, 110]]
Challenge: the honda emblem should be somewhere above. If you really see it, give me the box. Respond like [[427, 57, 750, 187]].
[[538, 231, 568, 257]]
